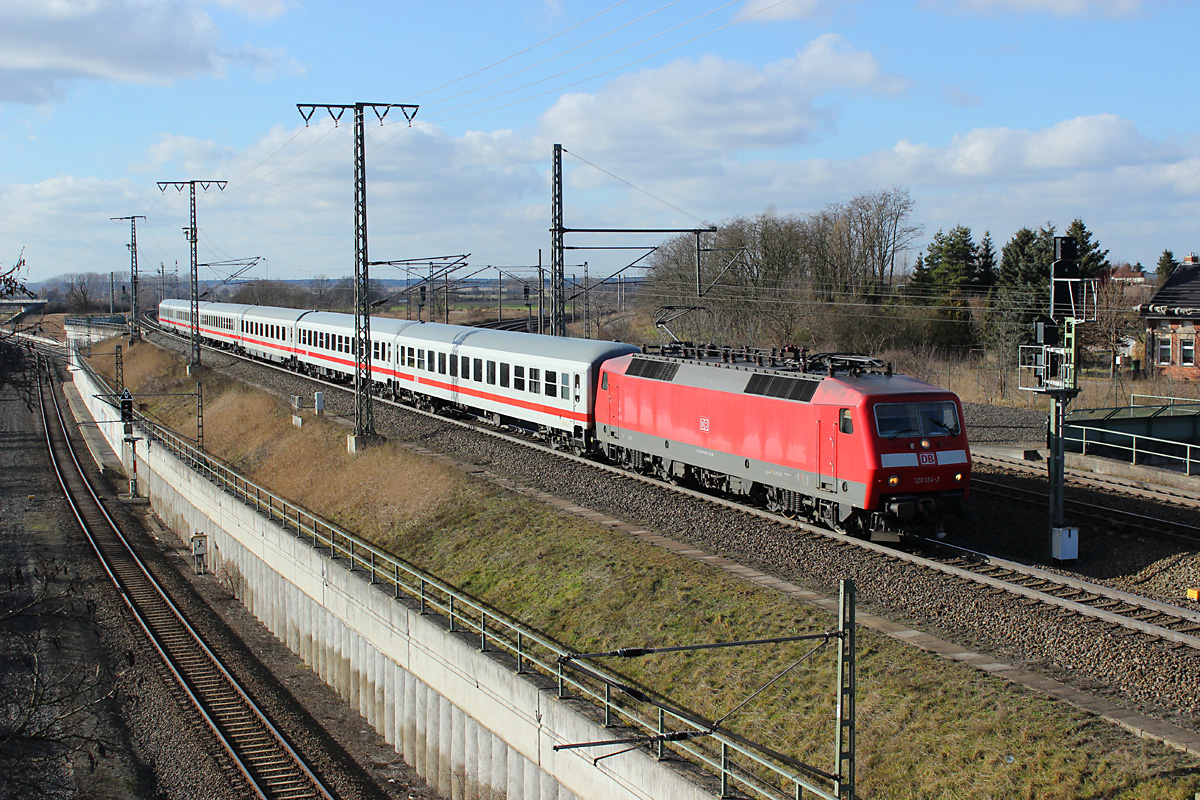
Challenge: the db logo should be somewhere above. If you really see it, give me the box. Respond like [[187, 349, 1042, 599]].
[[699, 417, 710, 432], [918, 452, 936, 466]]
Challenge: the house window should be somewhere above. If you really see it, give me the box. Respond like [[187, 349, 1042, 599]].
[[1157, 337, 1172, 365], [1182, 338, 1195, 367]]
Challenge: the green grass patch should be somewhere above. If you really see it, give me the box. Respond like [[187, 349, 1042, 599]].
[[86, 338, 1200, 799]]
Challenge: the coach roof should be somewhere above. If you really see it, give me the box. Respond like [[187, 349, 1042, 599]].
[[399, 322, 639, 363]]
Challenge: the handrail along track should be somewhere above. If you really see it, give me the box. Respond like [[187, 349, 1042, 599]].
[[37, 353, 335, 800], [72, 341, 848, 800]]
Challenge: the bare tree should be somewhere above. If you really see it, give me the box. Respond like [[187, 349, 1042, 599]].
[[0, 558, 116, 800], [309, 275, 332, 308], [639, 188, 921, 348], [969, 285, 1040, 400], [1083, 273, 1147, 378], [62, 273, 105, 313]]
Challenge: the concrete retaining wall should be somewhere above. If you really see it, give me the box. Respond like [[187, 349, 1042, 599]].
[[71, 360, 714, 800]]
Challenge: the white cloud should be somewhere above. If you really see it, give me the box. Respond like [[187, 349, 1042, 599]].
[[740, 0, 848, 22], [538, 35, 905, 175], [926, 0, 1153, 17], [0, 0, 291, 103]]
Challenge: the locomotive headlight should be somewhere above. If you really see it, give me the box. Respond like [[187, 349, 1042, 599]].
[[920, 438, 931, 449], [954, 472, 963, 482], [888, 474, 900, 487]]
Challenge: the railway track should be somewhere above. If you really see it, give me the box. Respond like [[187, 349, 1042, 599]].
[[970, 476, 1200, 544], [973, 451, 1200, 510], [36, 354, 336, 800], [917, 540, 1200, 649], [132, 322, 1200, 656]]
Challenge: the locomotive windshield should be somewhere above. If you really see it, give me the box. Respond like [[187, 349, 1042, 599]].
[[873, 401, 960, 438]]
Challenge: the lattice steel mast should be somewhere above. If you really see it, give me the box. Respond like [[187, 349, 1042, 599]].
[[156, 180, 226, 368], [111, 215, 146, 341], [298, 102, 418, 442]]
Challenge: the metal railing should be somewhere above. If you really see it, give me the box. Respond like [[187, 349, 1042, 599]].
[[72, 348, 848, 800], [1131, 394, 1200, 408], [1065, 423, 1200, 476]]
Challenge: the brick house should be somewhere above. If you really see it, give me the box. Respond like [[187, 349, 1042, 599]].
[[1139, 254, 1200, 379]]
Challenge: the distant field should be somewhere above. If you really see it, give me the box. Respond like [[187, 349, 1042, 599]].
[[84, 336, 1200, 799]]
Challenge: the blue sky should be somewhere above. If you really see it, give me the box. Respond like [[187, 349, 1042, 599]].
[[2, 0, 1198, 286]]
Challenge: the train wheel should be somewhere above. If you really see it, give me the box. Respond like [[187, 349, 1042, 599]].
[[765, 487, 785, 516]]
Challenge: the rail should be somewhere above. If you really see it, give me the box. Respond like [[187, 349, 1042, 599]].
[[1064, 423, 1200, 476], [72, 347, 850, 800]]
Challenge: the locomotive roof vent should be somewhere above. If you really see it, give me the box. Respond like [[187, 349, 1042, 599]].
[[625, 357, 681, 382], [744, 373, 819, 402]]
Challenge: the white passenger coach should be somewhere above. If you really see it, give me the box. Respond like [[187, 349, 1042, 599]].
[[158, 299, 638, 451]]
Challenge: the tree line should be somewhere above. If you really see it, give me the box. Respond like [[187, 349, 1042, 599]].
[[635, 189, 1165, 392]]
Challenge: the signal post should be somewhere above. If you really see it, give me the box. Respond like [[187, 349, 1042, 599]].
[[1019, 237, 1097, 561]]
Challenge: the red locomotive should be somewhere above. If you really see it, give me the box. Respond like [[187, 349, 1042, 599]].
[[160, 300, 969, 539], [595, 346, 970, 541]]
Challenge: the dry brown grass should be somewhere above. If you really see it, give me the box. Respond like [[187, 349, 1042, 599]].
[[83, 339, 1200, 799]]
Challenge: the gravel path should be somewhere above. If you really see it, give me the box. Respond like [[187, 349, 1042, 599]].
[[148, 335, 1200, 738]]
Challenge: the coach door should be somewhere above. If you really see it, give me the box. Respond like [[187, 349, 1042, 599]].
[[817, 414, 837, 493]]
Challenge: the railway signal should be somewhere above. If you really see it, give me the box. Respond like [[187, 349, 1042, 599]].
[[1018, 235, 1098, 561]]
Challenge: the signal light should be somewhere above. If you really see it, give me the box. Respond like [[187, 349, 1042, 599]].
[[120, 389, 134, 423]]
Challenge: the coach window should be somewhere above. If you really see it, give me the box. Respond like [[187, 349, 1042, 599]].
[[561, 372, 570, 400], [449, 354, 458, 378], [529, 368, 540, 394], [424, 350, 433, 372], [574, 373, 581, 402], [545, 369, 557, 397], [438, 352, 447, 374], [487, 360, 497, 385], [839, 408, 853, 434], [513, 365, 525, 390], [500, 362, 510, 388], [417, 349, 425, 370], [473, 358, 483, 381]]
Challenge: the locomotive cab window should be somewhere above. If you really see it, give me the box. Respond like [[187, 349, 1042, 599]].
[[839, 408, 853, 434], [874, 401, 960, 438]]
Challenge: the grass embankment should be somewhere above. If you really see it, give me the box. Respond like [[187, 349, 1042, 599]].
[[88, 337, 1200, 799]]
